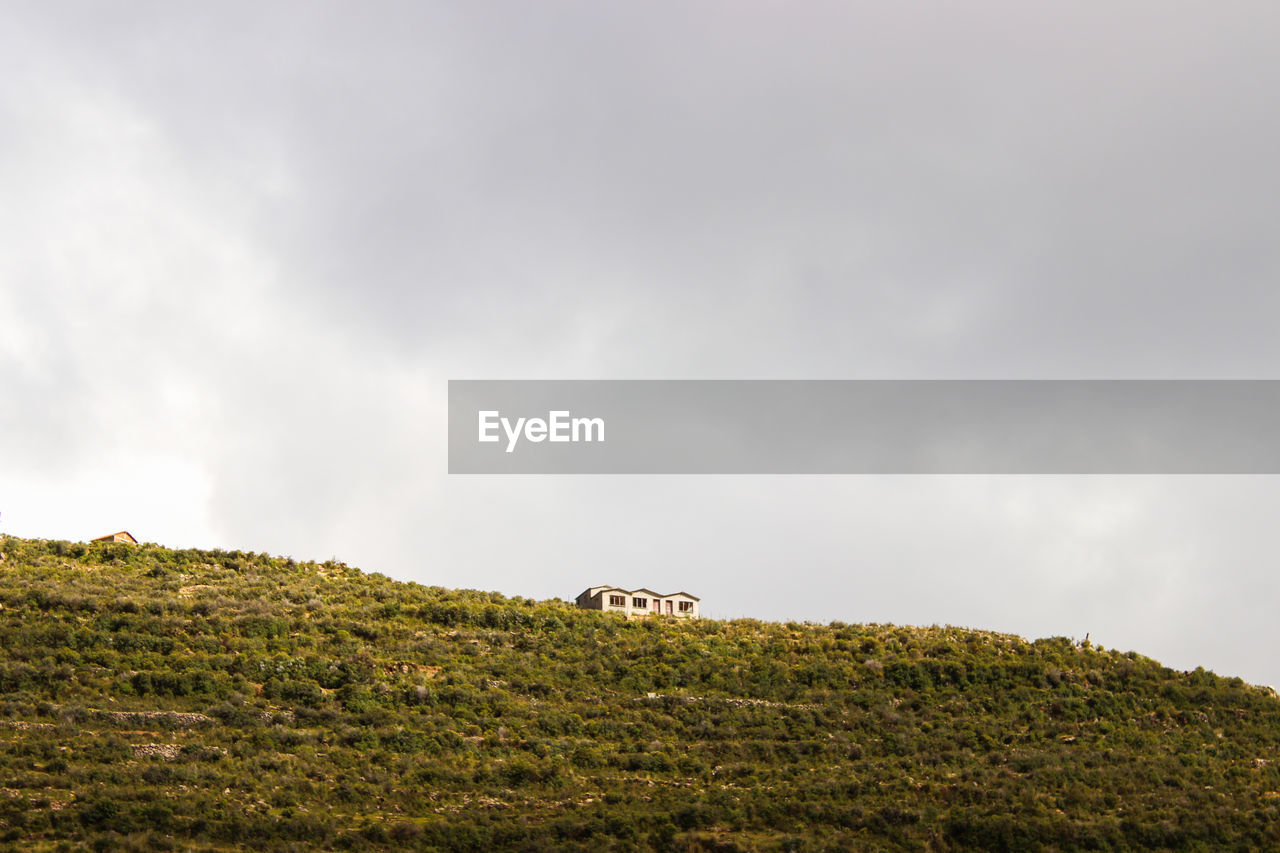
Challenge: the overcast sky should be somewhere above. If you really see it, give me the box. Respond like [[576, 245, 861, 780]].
[[4, 2, 1280, 686]]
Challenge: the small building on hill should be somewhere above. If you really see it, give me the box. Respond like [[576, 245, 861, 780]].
[[575, 586, 699, 618], [92, 531, 138, 544]]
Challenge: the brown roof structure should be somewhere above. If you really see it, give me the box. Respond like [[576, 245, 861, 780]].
[[92, 531, 138, 545]]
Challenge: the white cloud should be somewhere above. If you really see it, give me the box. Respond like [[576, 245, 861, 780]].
[[0, 37, 282, 546]]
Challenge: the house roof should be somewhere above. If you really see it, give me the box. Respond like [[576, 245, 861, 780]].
[[578, 586, 699, 601], [581, 585, 627, 598], [92, 531, 138, 544], [581, 586, 628, 598]]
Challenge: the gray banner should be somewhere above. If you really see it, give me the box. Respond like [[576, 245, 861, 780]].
[[448, 380, 1280, 474]]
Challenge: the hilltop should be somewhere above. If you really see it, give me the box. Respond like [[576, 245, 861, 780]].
[[0, 535, 1278, 851]]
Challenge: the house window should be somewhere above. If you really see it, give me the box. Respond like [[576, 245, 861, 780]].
[[608, 595, 626, 607], [678, 601, 694, 612], [633, 597, 647, 608]]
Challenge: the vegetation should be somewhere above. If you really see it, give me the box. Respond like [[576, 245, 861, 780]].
[[0, 535, 1278, 851]]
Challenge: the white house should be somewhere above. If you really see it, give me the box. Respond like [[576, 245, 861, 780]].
[[575, 586, 700, 618]]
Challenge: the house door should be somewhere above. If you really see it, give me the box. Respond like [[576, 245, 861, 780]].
[[666, 600, 673, 614]]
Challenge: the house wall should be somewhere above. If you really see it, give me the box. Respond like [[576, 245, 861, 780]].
[[575, 587, 699, 618], [664, 594, 699, 618]]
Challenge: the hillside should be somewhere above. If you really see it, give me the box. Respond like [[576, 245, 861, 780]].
[[0, 536, 1278, 851]]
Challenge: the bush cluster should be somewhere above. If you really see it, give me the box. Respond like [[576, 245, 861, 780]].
[[0, 535, 1278, 851]]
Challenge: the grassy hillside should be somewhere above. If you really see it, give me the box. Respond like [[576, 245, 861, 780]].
[[0, 536, 1278, 851]]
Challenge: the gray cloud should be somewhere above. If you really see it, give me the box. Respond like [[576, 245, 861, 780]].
[[4, 2, 1280, 686]]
